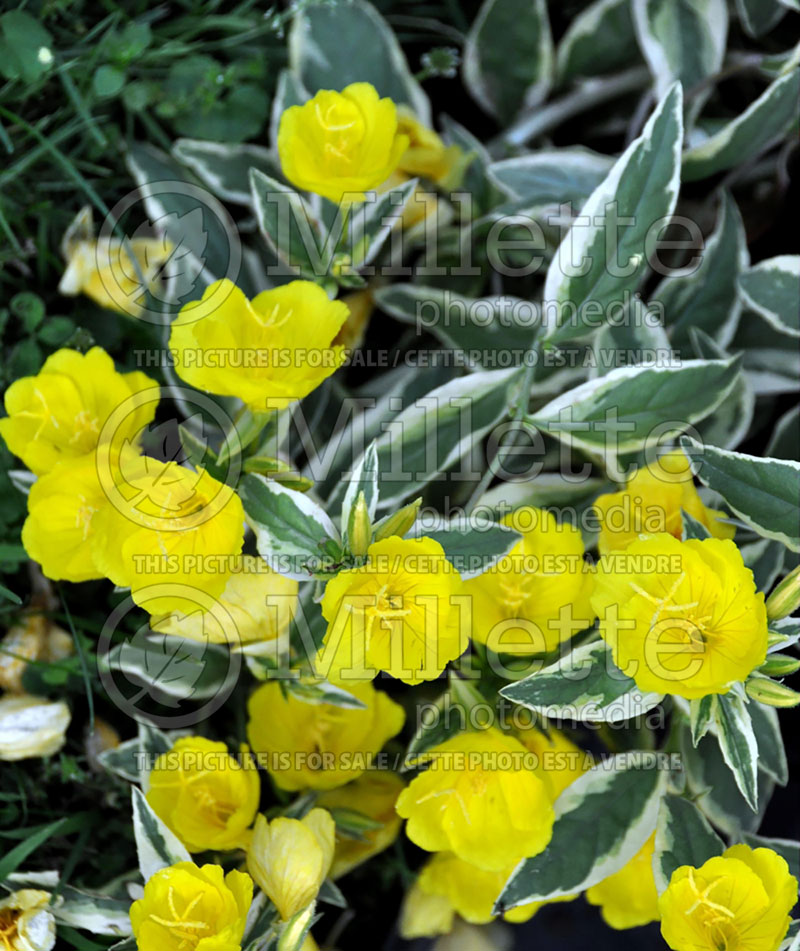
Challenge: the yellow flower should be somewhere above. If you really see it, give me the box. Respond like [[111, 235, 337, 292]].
[[591, 534, 768, 699], [146, 737, 260, 853], [463, 507, 595, 655], [316, 770, 405, 878], [586, 833, 660, 929], [395, 107, 464, 186], [277, 82, 408, 203], [0, 611, 73, 693], [334, 287, 375, 351], [151, 555, 299, 646], [0, 346, 157, 476], [395, 728, 555, 871], [0, 694, 70, 761], [400, 879, 455, 939], [247, 809, 335, 920], [91, 455, 244, 616], [518, 725, 589, 801], [316, 536, 468, 685], [594, 451, 734, 554], [169, 279, 349, 412], [130, 862, 252, 951], [59, 205, 173, 318], [21, 453, 109, 583], [0, 889, 56, 951], [409, 851, 575, 931], [246, 681, 404, 791], [659, 845, 798, 951]]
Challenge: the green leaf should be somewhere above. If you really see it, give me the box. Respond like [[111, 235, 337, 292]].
[[0, 11, 54, 84], [174, 139, 281, 205], [680, 437, 800, 551], [0, 818, 66, 884], [741, 537, 785, 592], [689, 694, 715, 745], [529, 357, 741, 455], [556, 0, 641, 83], [360, 368, 520, 510], [653, 796, 724, 893], [735, 0, 787, 37], [249, 168, 326, 278], [54, 887, 133, 936], [738, 256, 800, 338], [374, 285, 536, 365], [656, 192, 748, 350], [403, 682, 484, 766], [542, 84, 683, 343], [288, 0, 430, 123], [98, 721, 172, 785], [131, 787, 190, 882], [241, 473, 342, 580], [126, 143, 237, 288], [714, 691, 759, 810], [767, 404, 800, 461], [496, 752, 668, 908], [681, 509, 712, 540], [748, 700, 788, 786], [285, 680, 366, 710], [488, 148, 614, 207], [591, 296, 671, 377], [93, 65, 126, 99], [422, 521, 521, 579], [348, 178, 418, 268], [682, 69, 800, 181], [632, 0, 728, 98], [463, 0, 553, 123], [269, 68, 309, 145], [500, 640, 663, 723]]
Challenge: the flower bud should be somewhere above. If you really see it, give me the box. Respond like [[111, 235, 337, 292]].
[[348, 491, 372, 558], [745, 676, 800, 708], [248, 809, 335, 921], [758, 653, 800, 678], [375, 498, 422, 541], [766, 564, 800, 620]]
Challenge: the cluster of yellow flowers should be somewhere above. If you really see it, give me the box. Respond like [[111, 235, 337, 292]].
[[3, 77, 797, 951]]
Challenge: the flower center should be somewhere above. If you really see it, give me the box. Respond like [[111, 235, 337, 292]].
[[684, 870, 739, 951], [0, 909, 20, 951], [315, 99, 365, 172], [149, 888, 211, 950]]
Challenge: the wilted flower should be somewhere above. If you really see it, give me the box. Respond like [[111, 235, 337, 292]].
[[592, 534, 768, 699], [0, 346, 157, 476], [594, 451, 734, 554], [59, 205, 173, 317], [395, 728, 554, 871], [151, 554, 298, 645], [586, 833, 660, 929], [316, 770, 405, 878], [247, 809, 335, 921], [146, 737, 260, 853], [169, 279, 349, 412], [316, 536, 467, 685], [659, 845, 797, 951], [0, 694, 70, 761], [463, 507, 595, 655], [0, 612, 73, 693], [277, 83, 408, 203], [0, 889, 56, 951], [129, 862, 252, 951], [246, 681, 404, 791]]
